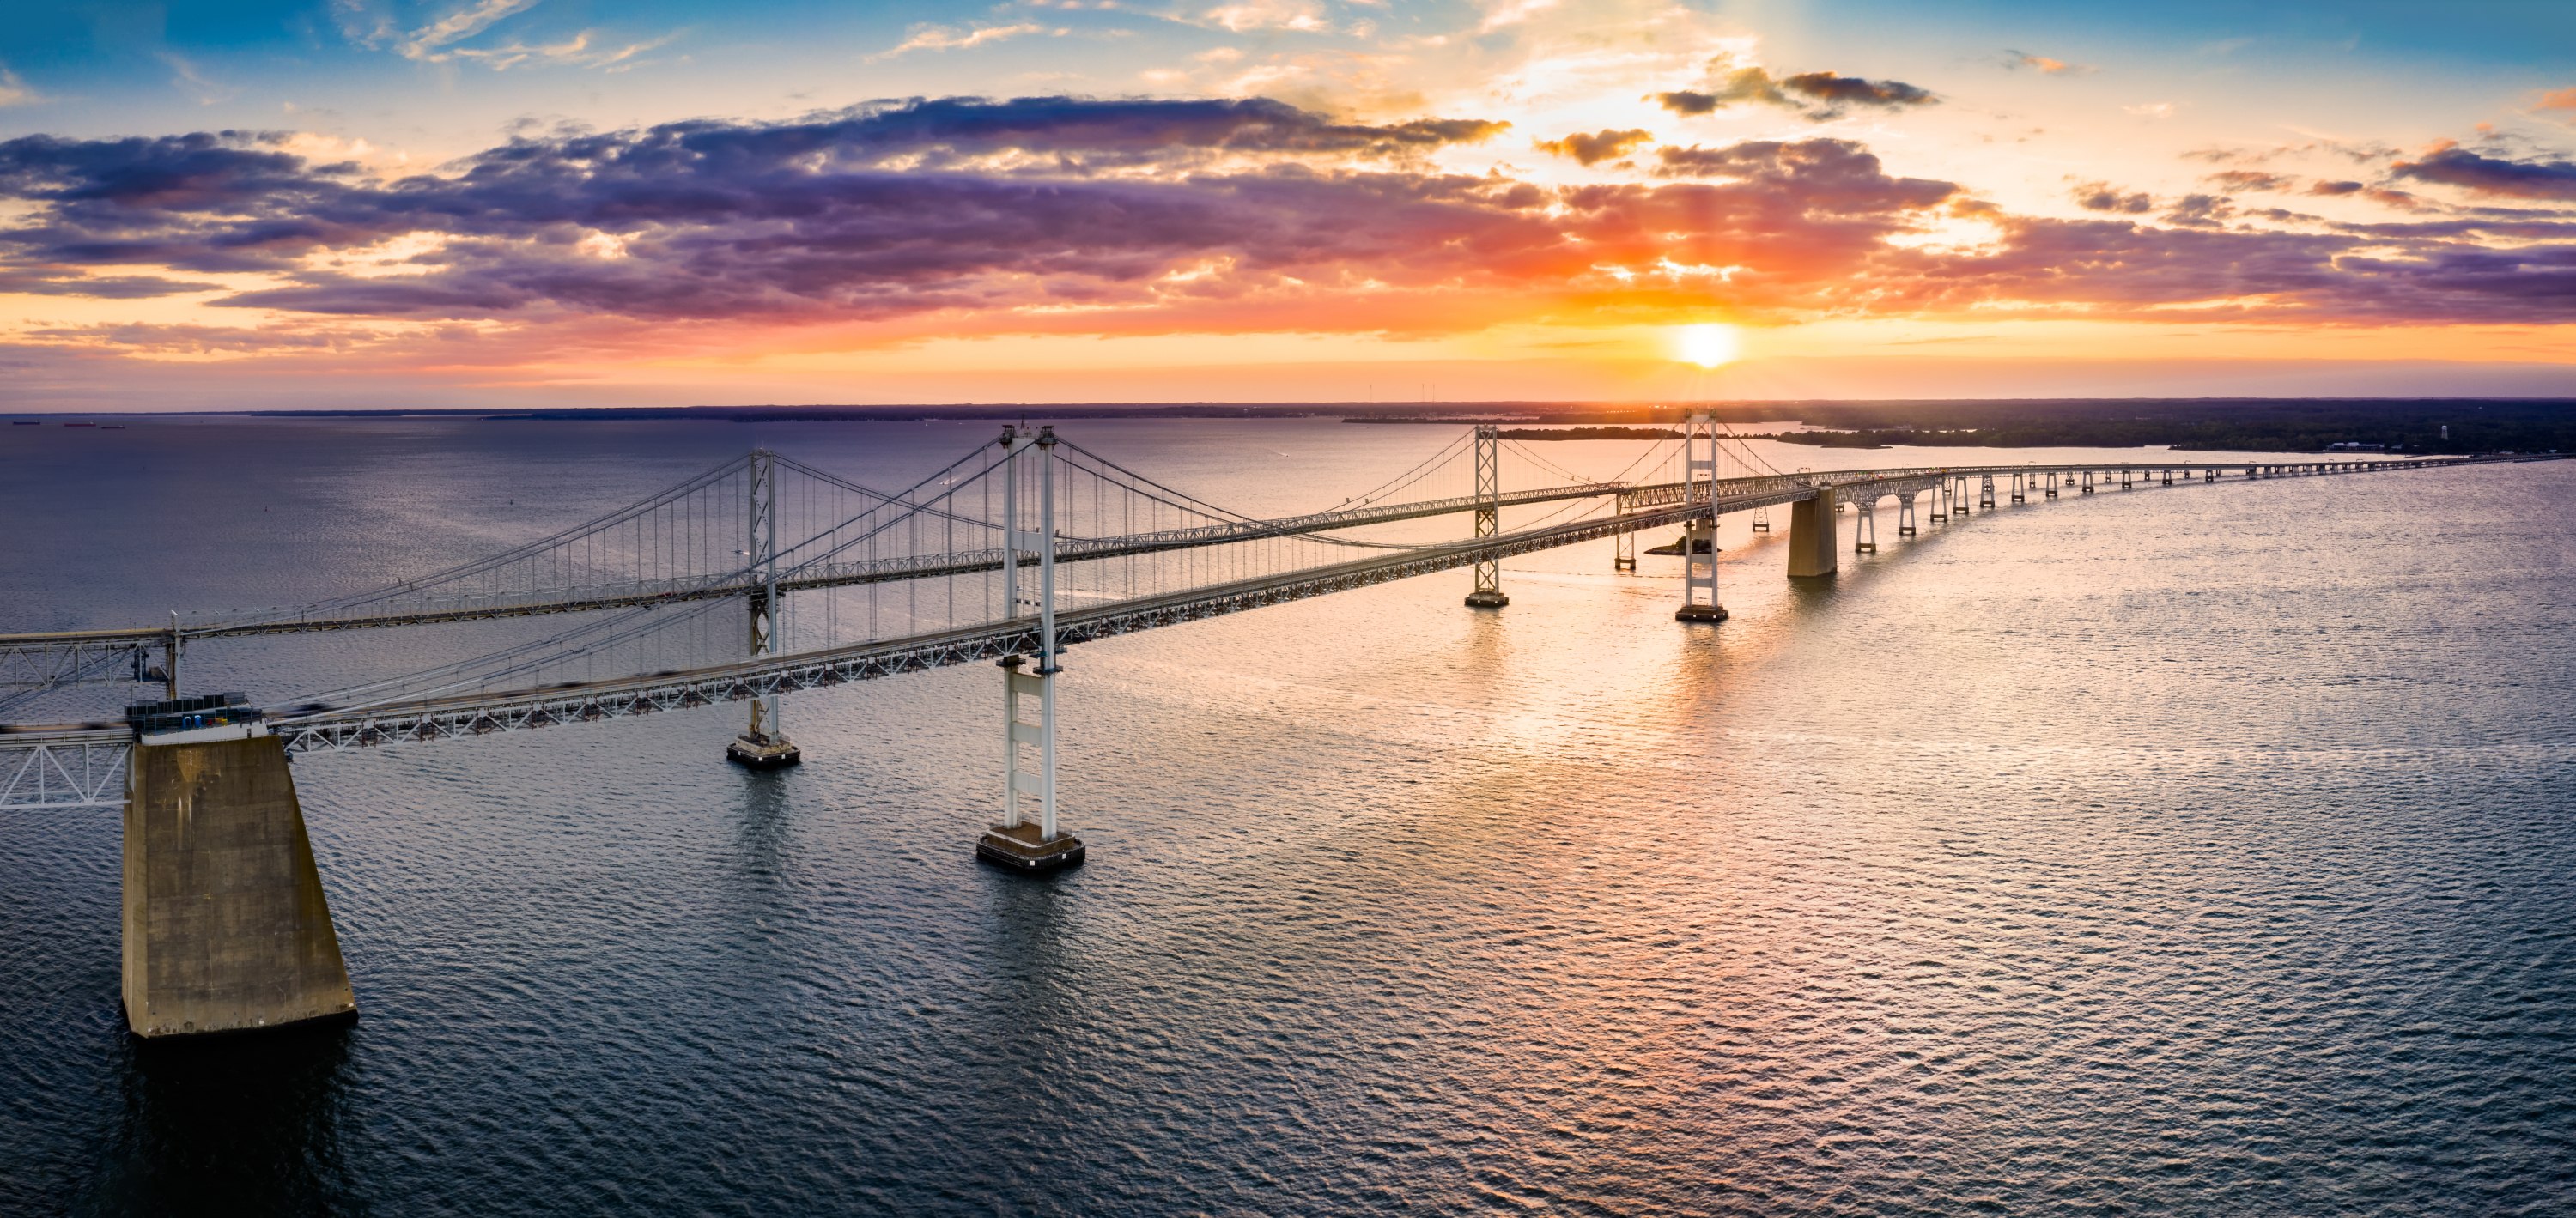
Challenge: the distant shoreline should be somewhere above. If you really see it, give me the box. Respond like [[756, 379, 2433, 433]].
[[4, 397, 2569, 455]]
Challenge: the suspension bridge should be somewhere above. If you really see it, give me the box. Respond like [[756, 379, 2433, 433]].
[[0, 416, 2555, 1037]]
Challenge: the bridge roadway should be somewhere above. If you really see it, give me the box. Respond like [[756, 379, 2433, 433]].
[[0, 454, 2500, 663], [3, 450, 2537, 776], [0, 479, 1635, 656]]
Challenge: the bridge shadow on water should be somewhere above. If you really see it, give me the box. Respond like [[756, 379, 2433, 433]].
[[708, 766, 811, 1013], [82, 1020, 361, 1217], [727, 766, 799, 892]]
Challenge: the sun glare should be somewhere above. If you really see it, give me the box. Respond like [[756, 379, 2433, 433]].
[[1674, 324, 1739, 368]]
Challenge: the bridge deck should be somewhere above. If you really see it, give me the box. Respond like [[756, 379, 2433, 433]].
[[2, 451, 2554, 795], [0, 455, 2500, 651]]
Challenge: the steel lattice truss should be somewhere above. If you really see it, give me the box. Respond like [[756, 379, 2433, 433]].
[[0, 634, 156, 692], [0, 737, 130, 809], [242, 498, 1697, 754], [0, 438, 2560, 811], [0, 453, 2503, 669]]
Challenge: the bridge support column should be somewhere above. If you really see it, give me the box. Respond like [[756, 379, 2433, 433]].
[[1464, 425, 1508, 608], [2081, 471, 2095, 494], [728, 450, 799, 769], [161, 613, 184, 700], [1854, 498, 1877, 553], [1675, 415, 1727, 622], [1898, 493, 1917, 536], [1929, 485, 1948, 522], [2009, 474, 2026, 504], [1751, 506, 1770, 533], [2045, 471, 2059, 499], [124, 734, 356, 1038], [980, 426, 1084, 875], [1786, 488, 1838, 578], [1978, 475, 1996, 510]]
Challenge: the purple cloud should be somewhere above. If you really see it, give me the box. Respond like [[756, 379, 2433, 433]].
[[2073, 182, 2154, 213], [0, 95, 2571, 342], [1654, 66, 1935, 121], [2392, 145, 2576, 201]]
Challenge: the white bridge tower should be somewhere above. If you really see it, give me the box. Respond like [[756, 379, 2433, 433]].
[[1675, 413, 1728, 623], [978, 425, 1086, 873]]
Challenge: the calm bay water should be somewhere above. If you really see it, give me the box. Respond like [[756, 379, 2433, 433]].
[[3, 417, 2573, 1215]]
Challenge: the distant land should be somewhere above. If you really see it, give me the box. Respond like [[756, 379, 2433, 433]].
[[6, 398, 2571, 455]]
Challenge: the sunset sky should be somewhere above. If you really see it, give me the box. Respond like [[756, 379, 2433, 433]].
[[3, 1, 2574, 409]]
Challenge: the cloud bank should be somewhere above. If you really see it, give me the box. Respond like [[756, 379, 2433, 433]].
[[2, 94, 2574, 370]]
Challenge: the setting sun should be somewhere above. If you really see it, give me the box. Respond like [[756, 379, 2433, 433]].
[[1674, 324, 1740, 368]]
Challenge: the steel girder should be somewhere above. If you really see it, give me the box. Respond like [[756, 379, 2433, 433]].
[[0, 453, 2540, 701], [0, 736, 130, 809], [254, 500, 1712, 754]]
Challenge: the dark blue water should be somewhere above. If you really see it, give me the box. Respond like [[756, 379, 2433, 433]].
[[3, 418, 2573, 1215]]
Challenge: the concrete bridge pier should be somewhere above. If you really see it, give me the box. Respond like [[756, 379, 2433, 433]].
[[1898, 493, 1917, 536], [1786, 488, 1839, 578], [1978, 475, 1997, 510], [2009, 474, 2026, 503], [124, 734, 357, 1038], [2081, 471, 2096, 494], [2045, 471, 2059, 499], [1929, 485, 1948, 522], [1854, 499, 1878, 554]]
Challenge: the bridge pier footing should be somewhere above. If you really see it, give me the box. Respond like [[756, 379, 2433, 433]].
[[124, 734, 357, 1039], [726, 731, 801, 768], [976, 821, 1086, 873]]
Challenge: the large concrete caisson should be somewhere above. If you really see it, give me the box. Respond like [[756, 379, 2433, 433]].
[[123, 735, 355, 1037], [1786, 488, 1840, 578]]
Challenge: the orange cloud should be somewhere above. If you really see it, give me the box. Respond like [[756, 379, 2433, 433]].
[[1534, 128, 1651, 166]]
